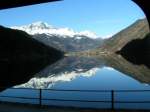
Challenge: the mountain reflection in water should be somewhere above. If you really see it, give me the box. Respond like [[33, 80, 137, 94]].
[[15, 54, 150, 90]]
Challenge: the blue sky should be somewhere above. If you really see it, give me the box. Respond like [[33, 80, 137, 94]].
[[0, 0, 146, 38]]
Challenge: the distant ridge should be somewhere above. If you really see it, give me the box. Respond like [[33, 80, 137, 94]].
[[100, 18, 149, 52]]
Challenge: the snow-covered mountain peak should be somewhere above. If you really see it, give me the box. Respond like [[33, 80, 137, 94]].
[[12, 21, 53, 32], [11, 21, 99, 39], [28, 21, 53, 29]]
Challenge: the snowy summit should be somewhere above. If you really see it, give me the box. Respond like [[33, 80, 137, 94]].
[[11, 21, 98, 39]]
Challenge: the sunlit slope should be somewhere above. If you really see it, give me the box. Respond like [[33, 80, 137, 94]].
[[100, 18, 149, 52]]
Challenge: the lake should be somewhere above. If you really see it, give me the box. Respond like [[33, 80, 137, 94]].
[[0, 55, 150, 109]]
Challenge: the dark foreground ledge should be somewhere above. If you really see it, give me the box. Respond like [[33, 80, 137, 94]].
[[0, 0, 61, 10]]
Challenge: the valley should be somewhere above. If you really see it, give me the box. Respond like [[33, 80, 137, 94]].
[[8, 18, 150, 88], [67, 18, 149, 54]]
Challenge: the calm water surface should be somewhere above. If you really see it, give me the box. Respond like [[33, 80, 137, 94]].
[[1, 56, 150, 109], [15, 56, 150, 90]]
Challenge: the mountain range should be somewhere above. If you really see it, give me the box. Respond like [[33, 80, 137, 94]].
[[12, 22, 103, 52], [5, 18, 150, 89]]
